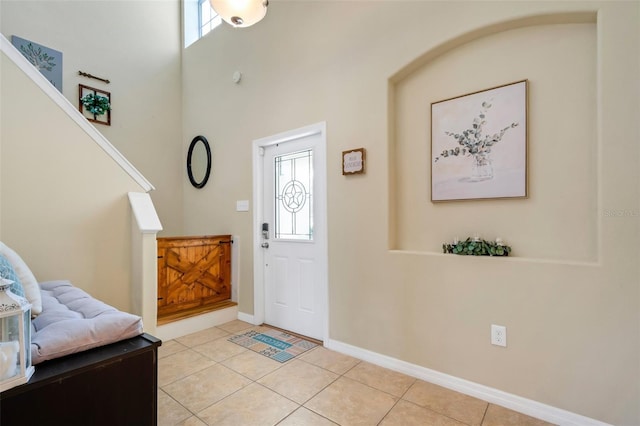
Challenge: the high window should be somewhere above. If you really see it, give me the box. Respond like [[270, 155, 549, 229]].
[[184, 0, 220, 48], [199, 0, 221, 37]]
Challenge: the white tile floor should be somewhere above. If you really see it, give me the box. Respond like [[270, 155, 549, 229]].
[[158, 320, 554, 426]]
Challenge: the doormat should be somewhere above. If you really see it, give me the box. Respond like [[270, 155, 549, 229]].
[[228, 329, 318, 363]]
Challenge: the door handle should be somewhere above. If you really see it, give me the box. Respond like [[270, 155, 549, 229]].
[[261, 242, 270, 248]]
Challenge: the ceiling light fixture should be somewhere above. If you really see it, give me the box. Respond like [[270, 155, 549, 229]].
[[209, 0, 269, 28]]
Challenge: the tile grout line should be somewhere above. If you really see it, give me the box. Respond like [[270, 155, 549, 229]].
[[479, 401, 490, 426], [162, 322, 539, 426], [158, 389, 197, 426], [164, 340, 411, 425], [259, 363, 341, 407], [159, 331, 250, 425], [275, 406, 339, 426], [375, 397, 401, 425], [375, 376, 419, 425], [165, 331, 301, 424], [188, 379, 254, 424]]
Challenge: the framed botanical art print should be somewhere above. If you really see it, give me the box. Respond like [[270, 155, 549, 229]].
[[431, 80, 528, 202], [12, 35, 63, 92]]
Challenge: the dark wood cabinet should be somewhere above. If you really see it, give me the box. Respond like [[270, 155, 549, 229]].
[[0, 334, 161, 426]]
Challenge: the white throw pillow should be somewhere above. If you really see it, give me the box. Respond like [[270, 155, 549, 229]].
[[0, 241, 42, 316]]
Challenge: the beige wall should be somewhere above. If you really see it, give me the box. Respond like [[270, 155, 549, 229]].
[[0, 0, 184, 236], [394, 22, 597, 262], [0, 53, 145, 310], [1, 0, 637, 423], [0, 0, 182, 310], [182, 2, 639, 424]]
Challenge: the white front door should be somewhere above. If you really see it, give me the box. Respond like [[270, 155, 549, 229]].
[[253, 123, 327, 341]]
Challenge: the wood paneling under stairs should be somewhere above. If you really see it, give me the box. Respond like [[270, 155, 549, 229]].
[[157, 235, 233, 324]]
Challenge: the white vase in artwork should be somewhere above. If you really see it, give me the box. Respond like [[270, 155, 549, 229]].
[[470, 152, 493, 181]]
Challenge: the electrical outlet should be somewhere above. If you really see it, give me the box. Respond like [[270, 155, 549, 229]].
[[491, 324, 507, 347]]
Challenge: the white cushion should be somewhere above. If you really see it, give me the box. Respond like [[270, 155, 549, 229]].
[[0, 241, 42, 316], [32, 280, 143, 364]]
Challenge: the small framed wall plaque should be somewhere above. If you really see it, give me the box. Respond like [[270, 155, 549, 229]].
[[342, 148, 366, 175]]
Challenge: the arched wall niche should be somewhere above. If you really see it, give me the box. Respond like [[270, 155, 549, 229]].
[[389, 12, 596, 84], [388, 12, 598, 263]]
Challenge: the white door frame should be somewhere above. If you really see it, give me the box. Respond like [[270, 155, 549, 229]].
[[252, 122, 328, 341]]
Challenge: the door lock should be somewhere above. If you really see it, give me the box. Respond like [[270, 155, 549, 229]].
[[261, 242, 270, 248]]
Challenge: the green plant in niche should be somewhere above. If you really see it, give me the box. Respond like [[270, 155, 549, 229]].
[[443, 237, 511, 256], [81, 93, 111, 116]]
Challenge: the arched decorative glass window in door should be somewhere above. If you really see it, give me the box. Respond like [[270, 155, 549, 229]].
[[274, 149, 313, 240]]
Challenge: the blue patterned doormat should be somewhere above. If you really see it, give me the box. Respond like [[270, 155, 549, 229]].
[[228, 329, 317, 362]]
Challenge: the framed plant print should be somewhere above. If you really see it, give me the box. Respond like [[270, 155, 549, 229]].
[[11, 35, 63, 92], [431, 80, 528, 202], [79, 84, 111, 126]]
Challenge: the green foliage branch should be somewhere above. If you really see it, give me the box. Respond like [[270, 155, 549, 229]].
[[81, 93, 111, 116], [20, 42, 56, 72], [434, 101, 518, 163], [443, 237, 511, 256]]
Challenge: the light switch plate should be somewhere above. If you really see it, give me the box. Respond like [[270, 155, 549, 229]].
[[236, 200, 249, 212]]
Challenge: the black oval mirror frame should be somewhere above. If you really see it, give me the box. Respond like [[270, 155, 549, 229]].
[[187, 135, 212, 189]]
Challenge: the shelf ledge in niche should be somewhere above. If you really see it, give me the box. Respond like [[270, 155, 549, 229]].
[[387, 249, 600, 267]]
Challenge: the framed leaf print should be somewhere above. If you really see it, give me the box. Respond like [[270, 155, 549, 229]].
[[431, 80, 528, 202]]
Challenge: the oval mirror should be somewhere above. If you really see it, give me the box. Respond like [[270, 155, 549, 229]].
[[187, 135, 212, 188]]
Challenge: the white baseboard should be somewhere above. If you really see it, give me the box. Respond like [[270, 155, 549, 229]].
[[155, 306, 238, 341], [324, 338, 610, 426], [237, 311, 256, 325]]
